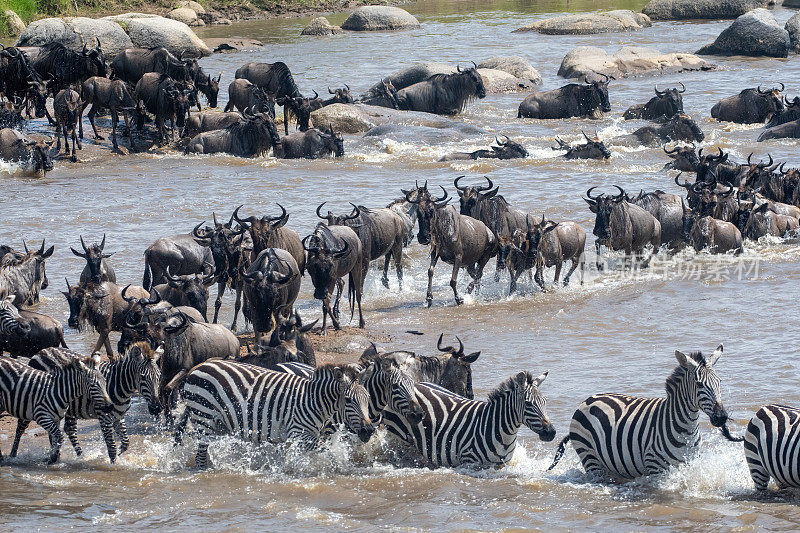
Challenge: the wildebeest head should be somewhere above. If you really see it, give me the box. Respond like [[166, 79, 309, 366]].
[[584, 186, 625, 240], [437, 333, 479, 399], [270, 306, 318, 347], [26, 78, 49, 118], [303, 224, 351, 300], [525, 214, 559, 254], [756, 83, 785, 115], [373, 80, 400, 109], [27, 138, 54, 174], [322, 124, 344, 157], [233, 203, 289, 254], [454, 175, 497, 216], [584, 73, 611, 113], [71, 234, 113, 283], [81, 39, 107, 78], [694, 147, 729, 185], [455, 62, 486, 100], [62, 278, 85, 329], [22, 239, 54, 295], [495, 231, 524, 273], [766, 94, 800, 128], [316, 201, 360, 227], [193, 212, 245, 282], [649, 82, 685, 118], [240, 253, 296, 319], [198, 73, 221, 108], [680, 199, 698, 242], [164, 266, 216, 320], [279, 93, 315, 132], [252, 86, 276, 118], [668, 113, 705, 142], [491, 135, 528, 159], [407, 185, 450, 245], [554, 132, 611, 159], [327, 84, 353, 104], [664, 143, 699, 172]]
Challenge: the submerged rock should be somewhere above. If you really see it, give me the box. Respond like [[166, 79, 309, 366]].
[[514, 10, 651, 34], [341, 6, 420, 31], [558, 46, 714, 80], [301, 17, 344, 35]]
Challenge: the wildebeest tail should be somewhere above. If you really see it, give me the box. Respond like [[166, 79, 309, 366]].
[[547, 435, 571, 471], [142, 257, 152, 291], [272, 61, 301, 99]]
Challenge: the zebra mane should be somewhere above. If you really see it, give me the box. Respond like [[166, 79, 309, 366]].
[[666, 351, 706, 390], [488, 372, 531, 402], [314, 363, 362, 382]]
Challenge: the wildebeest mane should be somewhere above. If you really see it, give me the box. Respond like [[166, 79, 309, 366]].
[[269, 61, 302, 99], [424, 70, 479, 113]]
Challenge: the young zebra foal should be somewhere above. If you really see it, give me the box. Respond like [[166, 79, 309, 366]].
[[548, 345, 732, 479], [0, 355, 111, 464], [744, 404, 800, 490], [9, 342, 162, 463]]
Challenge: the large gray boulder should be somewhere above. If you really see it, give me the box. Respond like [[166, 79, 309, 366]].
[[375, 62, 455, 92], [787, 12, 800, 50], [3, 10, 25, 35], [167, 7, 204, 27], [514, 10, 651, 34], [16, 16, 133, 57], [311, 103, 483, 134], [341, 6, 420, 31], [476, 56, 542, 84], [642, 0, 770, 20], [301, 17, 344, 35], [103, 13, 211, 57], [558, 46, 714, 80], [697, 9, 789, 57], [477, 68, 535, 93]]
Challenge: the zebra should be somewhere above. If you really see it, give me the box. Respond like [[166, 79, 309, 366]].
[[548, 345, 731, 479], [0, 354, 112, 464], [744, 404, 800, 490], [9, 342, 162, 463], [381, 370, 553, 468], [176, 361, 373, 469], [0, 292, 30, 335]]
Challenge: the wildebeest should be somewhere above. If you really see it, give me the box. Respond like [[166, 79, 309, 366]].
[[623, 83, 685, 120], [682, 204, 743, 254], [395, 63, 486, 115], [223, 78, 275, 116], [190, 68, 220, 109], [267, 308, 316, 366], [758, 118, 800, 142], [241, 248, 301, 343], [317, 202, 406, 289], [142, 232, 213, 291], [185, 109, 281, 157], [693, 148, 748, 186], [552, 132, 611, 159], [278, 125, 344, 159], [584, 186, 662, 269], [71, 234, 116, 285], [110, 47, 191, 86], [310, 86, 354, 110], [31, 40, 107, 93], [0, 309, 66, 358], [0, 240, 54, 307], [0, 128, 53, 177], [152, 267, 216, 322], [409, 187, 497, 306], [135, 73, 192, 145], [182, 110, 243, 138], [80, 77, 137, 150], [117, 288, 205, 353], [439, 136, 528, 161], [711, 85, 784, 124], [663, 143, 699, 172], [358, 80, 400, 109], [738, 202, 798, 241], [764, 96, 800, 129], [525, 215, 586, 289], [278, 93, 315, 135], [234, 61, 302, 100], [518, 75, 610, 119], [611, 114, 705, 147], [454, 176, 528, 237], [53, 88, 82, 162], [303, 223, 365, 332], [232, 203, 306, 276], [0, 46, 49, 119], [628, 190, 685, 248]]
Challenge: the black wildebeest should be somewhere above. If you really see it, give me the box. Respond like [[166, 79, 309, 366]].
[[152, 267, 216, 322], [233, 204, 306, 276], [80, 77, 137, 151], [0, 128, 53, 177], [185, 109, 281, 157], [135, 73, 192, 145], [0, 310, 67, 358], [758, 118, 800, 142], [31, 40, 107, 93], [552, 132, 611, 159], [309, 86, 354, 111], [183, 110, 243, 138], [662, 143, 699, 172], [627, 190, 685, 248], [584, 186, 662, 270], [711, 85, 784, 124], [71, 235, 116, 285], [188, 65, 220, 109], [0, 240, 54, 307], [223, 79, 276, 117], [278, 125, 344, 159], [317, 202, 406, 289], [278, 93, 315, 135], [110, 47, 191, 86], [454, 176, 528, 238], [525, 215, 586, 289], [358, 80, 400, 109], [53, 88, 82, 162], [518, 74, 611, 119], [395, 63, 486, 115], [611, 114, 704, 147], [623, 83, 685, 120], [0, 45, 49, 120], [142, 232, 213, 291], [681, 203, 743, 254], [304, 223, 365, 332], [439, 136, 528, 161], [234, 61, 304, 134], [241, 248, 301, 343], [764, 96, 800, 129], [409, 186, 497, 306]]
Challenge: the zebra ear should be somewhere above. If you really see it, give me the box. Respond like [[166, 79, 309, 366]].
[[3, 293, 15, 304], [514, 372, 527, 387], [333, 366, 344, 381], [153, 345, 164, 363], [706, 344, 723, 366], [675, 350, 699, 369], [531, 371, 548, 387], [379, 357, 394, 372]]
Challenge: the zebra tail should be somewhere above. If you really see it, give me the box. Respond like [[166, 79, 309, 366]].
[[720, 423, 745, 442], [547, 435, 571, 471]]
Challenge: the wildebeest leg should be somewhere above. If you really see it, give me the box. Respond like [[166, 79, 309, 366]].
[[89, 104, 104, 140], [553, 261, 563, 286], [392, 241, 403, 290], [426, 248, 440, 307], [595, 241, 604, 271], [157, 116, 165, 145], [92, 332, 108, 358], [332, 279, 343, 320], [78, 103, 85, 140], [111, 108, 120, 149], [284, 106, 290, 136], [326, 291, 340, 332], [467, 255, 490, 295], [450, 255, 464, 305], [534, 263, 545, 290], [213, 282, 224, 324], [382, 254, 391, 289], [9, 419, 30, 457], [231, 286, 243, 331], [123, 110, 134, 150], [563, 258, 580, 286]]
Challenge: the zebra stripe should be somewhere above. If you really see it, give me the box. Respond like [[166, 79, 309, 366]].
[[0, 294, 26, 335], [555, 346, 728, 479], [0, 355, 111, 464], [9, 342, 162, 463], [744, 404, 800, 490], [178, 360, 364, 469], [382, 371, 553, 468]]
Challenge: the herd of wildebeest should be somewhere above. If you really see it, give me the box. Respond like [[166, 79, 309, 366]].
[[4, 40, 800, 490]]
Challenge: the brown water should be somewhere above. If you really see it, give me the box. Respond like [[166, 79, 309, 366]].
[[3, 0, 800, 529]]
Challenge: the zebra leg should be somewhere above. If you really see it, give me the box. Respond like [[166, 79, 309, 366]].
[[114, 419, 129, 455], [98, 416, 118, 463], [38, 417, 63, 464], [173, 409, 191, 446], [10, 419, 31, 457], [63, 416, 83, 457]]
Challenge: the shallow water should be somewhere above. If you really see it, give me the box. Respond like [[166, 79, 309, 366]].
[[3, 0, 800, 529]]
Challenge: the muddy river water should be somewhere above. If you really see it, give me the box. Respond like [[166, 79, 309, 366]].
[[2, 0, 800, 530]]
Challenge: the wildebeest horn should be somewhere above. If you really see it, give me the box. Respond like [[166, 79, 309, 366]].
[[654, 85, 664, 96], [99, 233, 106, 251], [121, 284, 137, 303], [457, 64, 462, 72], [328, 87, 335, 94], [599, 73, 609, 83], [193, 221, 211, 239], [663, 144, 679, 154], [437, 333, 464, 356], [332, 238, 349, 257], [434, 185, 449, 203], [312, 90, 319, 99], [65, 277, 72, 291], [758, 154, 773, 168], [612, 185, 625, 201], [301, 235, 314, 251], [165, 266, 181, 285], [478, 176, 493, 192], [38, 239, 46, 255], [582, 130, 592, 142], [269, 203, 288, 225], [345, 83, 350, 91], [495, 136, 507, 146], [471, 61, 477, 69], [232, 204, 257, 226], [405, 189, 420, 204], [80, 234, 91, 253], [212, 212, 220, 227], [316, 202, 328, 219], [454, 175, 467, 191], [779, 82, 785, 92], [164, 310, 188, 333], [779, 162, 787, 174], [586, 186, 602, 200], [22, 240, 28, 254], [345, 203, 360, 221], [678, 82, 686, 93], [142, 287, 162, 306], [674, 173, 692, 189]]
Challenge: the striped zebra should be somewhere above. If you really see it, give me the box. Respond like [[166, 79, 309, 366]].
[[0, 355, 112, 464], [177, 361, 372, 469], [548, 346, 730, 479], [9, 342, 162, 463], [381, 371, 553, 468], [744, 404, 800, 490], [0, 292, 29, 335]]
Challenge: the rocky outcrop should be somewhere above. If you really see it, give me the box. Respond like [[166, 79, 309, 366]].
[[697, 9, 789, 57], [311, 103, 483, 134], [2, 10, 25, 35], [477, 68, 535, 93], [341, 6, 420, 31], [204, 37, 263, 54], [786, 12, 800, 51], [642, 0, 770, 20], [16, 17, 133, 57], [514, 10, 651, 34], [301, 17, 344, 35], [476, 56, 542, 84], [558, 46, 715, 80], [103, 13, 211, 57], [167, 7, 205, 27]]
